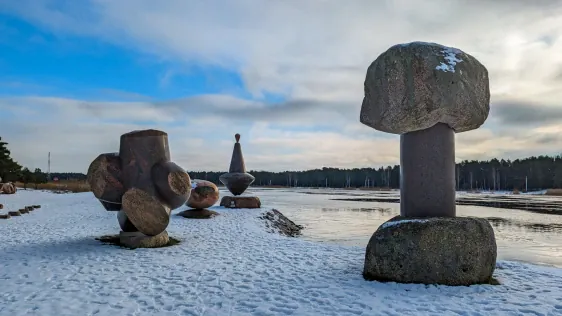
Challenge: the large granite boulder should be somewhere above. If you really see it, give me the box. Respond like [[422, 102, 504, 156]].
[[360, 41, 490, 135], [363, 216, 497, 285]]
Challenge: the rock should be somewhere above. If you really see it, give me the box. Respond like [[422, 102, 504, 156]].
[[363, 216, 497, 285], [119, 230, 170, 249], [8, 211, 21, 216], [1, 183, 16, 194], [151, 161, 191, 210], [220, 196, 261, 209], [25, 206, 33, 212], [186, 180, 220, 209], [0, 214, 10, 219], [86, 152, 124, 205], [117, 210, 139, 232], [260, 209, 303, 237], [99, 200, 121, 211], [360, 42, 490, 135], [220, 172, 255, 196], [0, 204, 3, 209], [19, 208, 28, 214], [177, 209, 219, 219], [121, 187, 171, 236], [32, 205, 41, 209]]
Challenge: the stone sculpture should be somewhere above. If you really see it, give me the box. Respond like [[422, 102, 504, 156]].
[[177, 180, 220, 218], [219, 134, 261, 209], [360, 42, 497, 285], [87, 129, 191, 248]]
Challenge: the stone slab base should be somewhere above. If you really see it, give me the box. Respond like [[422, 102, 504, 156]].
[[119, 230, 169, 249], [363, 215, 497, 286], [220, 196, 261, 209], [177, 209, 219, 219]]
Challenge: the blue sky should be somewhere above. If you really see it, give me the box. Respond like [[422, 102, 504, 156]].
[[0, 13, 256, 102], [0, 1, 560, 172]]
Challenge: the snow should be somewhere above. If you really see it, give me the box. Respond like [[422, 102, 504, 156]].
[[435, 47, 463, 73], [380, 218, 429, 229], [2, 190, 562, 316]]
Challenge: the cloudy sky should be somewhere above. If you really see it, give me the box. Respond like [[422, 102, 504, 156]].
[[0, 0, 561, 173]]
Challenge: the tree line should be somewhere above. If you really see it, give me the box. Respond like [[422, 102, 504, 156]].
[[189, 155, 562, 191], [1, 136, 561, 191]]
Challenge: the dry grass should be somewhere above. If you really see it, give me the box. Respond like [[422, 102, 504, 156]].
[[545, 188, 562, 196], [14, 180, 91, 193]]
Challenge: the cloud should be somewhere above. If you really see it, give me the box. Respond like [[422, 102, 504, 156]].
[[1, 0, 562, 171]]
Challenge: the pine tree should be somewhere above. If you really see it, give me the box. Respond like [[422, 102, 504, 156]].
[[0, 137, 22, 182]]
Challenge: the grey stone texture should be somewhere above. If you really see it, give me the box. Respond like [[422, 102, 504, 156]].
[[363, 216, 497, 285], [360, 41, 490, 135], [119, 230, 170, 249], [400, 123, 456, 217]]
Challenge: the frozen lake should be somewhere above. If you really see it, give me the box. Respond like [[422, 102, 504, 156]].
[[242, 188, 562, 268]]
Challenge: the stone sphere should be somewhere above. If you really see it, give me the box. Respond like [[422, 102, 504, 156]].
[[186, 179, 220, 209]]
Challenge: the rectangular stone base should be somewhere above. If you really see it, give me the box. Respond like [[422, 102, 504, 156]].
[[119, 230, 169, 249], [220, 196, 261, 209]]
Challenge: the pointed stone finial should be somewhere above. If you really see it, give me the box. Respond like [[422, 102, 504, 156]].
[[235, 133, 240, 143]]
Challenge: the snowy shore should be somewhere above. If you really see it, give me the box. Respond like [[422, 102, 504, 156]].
[[1, 190, 562, 316]]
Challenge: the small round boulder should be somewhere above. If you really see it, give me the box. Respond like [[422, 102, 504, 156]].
[[186, 180, 220, 209], [363, 215, 497, 286], [360, 41, 490, 134]]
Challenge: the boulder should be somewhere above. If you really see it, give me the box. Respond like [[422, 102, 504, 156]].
[[363, 215, 497, 285], [186, 180, 219, 209], [360, 41, 490, 135], [260, 209, 303, 237], [177, 209, 219, 219], [19, 208, 28, 214], [220, 196, 261, 209], [1, 183, 16, 194], [0, 204, 3, 209], [8, 211, 21, 216], [119, 230, 170, 249], [0, 214, 10, 219]]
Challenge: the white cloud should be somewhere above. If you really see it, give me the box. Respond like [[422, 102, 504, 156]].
[[1, 0, 562, 171]]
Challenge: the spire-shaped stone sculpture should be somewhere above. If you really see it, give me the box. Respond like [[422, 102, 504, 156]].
[[219, 134, 261, 209]]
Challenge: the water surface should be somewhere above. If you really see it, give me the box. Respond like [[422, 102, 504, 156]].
[[235, 188, 562, 268]]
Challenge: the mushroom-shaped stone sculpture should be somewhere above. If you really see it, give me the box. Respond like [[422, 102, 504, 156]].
[[360, 41, 490, 217], [360, 42, 497, 286]]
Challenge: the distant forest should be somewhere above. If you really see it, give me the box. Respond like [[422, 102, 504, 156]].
[[2, 137, 561, 191], [48, 155, 562, 192]]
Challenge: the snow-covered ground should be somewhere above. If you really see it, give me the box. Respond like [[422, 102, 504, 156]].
[[1, 190, 562, 316]]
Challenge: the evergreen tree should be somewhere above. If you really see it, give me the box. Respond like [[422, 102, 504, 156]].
[[0, 137, 22, 182]]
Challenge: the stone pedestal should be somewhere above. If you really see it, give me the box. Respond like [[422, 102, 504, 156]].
[[220, 196, 261, 209], [400, 123, 456, 217], [119, 230, 170, 249], [363, 216, 497, 285]]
